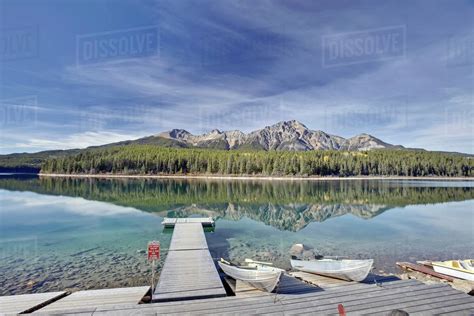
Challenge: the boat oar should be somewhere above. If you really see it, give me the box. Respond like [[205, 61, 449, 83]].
[[244, 258, 273, 266]]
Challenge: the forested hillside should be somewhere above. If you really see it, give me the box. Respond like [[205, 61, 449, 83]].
[[0, 149, 80, 173], [41, 145, 473, 177]]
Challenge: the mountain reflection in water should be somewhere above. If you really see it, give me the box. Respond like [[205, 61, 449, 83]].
[[0, 175, 472, 231]]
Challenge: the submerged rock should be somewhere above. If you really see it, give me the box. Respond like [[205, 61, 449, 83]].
[[289, 243, 318, 260]]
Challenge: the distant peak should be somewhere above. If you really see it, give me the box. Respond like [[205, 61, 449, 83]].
[[170, 128, 190, 134], [168, 129, 191, 138], [271, 120, 308, 129], [286, 120, 306, 126], [352, 133, 380, 140]]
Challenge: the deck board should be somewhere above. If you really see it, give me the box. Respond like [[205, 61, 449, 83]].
[[99, 280, 420, 314], [34, 286, 149, 314], [4, 271, 471, 315], [152, 279, 418, 313], [365, 296, 474, 315], [152, 222, 226, 302], [71, 277, 474, 315], [436, 307, 474, 316], [169, 222, 209, 250], [0, 291, 67, 315], [231, 284, 445, 315], [91, 278, 473, 315]]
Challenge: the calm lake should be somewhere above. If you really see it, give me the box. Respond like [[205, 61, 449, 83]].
[[0, 174, 473, 295]]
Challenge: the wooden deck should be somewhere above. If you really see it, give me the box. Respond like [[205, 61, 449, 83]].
[[61, 277, 474, 315], [0, 291, 67, 315], [3, 264, 474, 315], [33, 286, 149, 314], [152, 222, 226, 302]]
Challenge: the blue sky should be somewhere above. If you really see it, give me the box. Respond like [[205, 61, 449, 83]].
[[0, 0, 473, 154]]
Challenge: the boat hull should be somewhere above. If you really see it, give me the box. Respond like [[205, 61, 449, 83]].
[[218, 261, 283, 292], [433, 264, 474, 281], [291, 258, 373, 282]]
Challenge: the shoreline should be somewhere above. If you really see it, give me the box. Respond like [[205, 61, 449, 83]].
[[38, 173, 474, 181]]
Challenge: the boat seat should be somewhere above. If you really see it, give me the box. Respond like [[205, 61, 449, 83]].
[[465, 260, 474, 270], [291, 255, 325, 260], [460, 261, 473, 271]]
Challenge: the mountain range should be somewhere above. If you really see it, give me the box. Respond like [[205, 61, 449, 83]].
[[118, 120, 402, 151], [2, 120, 472, 173]]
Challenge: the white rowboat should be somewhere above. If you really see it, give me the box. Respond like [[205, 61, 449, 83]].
[[218, 259, 284, 292], [291, 258, 373, 282]]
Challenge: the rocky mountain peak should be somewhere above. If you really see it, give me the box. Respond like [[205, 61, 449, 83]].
[[270, 120, 308, 131], [354, 133, 374, 138], [209, 129, 222, 135], [157, 121, 401, 151], [159, 129, 191, 140]]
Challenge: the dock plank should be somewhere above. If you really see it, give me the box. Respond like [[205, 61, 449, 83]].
[[325, 290, 466, 315], [436, 307, 474, 316], [78, 277, 474, 315], [240, 284, 445, 315], [405, 297, 474, 314], [34, 286, 149, 314], [17, 277, 472, 315], [160, 279, 418, 311], [0, 291, 67, 315], [169, 222, 209, 250], [153, 222, 226, 302], [132, 280, 422, 314]]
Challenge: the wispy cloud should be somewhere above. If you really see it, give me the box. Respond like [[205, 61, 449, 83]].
[[7, 131, 142, 151], [0, 0, 472, 153]]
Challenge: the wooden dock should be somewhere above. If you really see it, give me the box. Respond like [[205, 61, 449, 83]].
[[152, 220, 226, 302], [59, 276, 474, 315], [33, 286, 149, 314], [0, 291, 67, 315], [2, 268, 474, 315]]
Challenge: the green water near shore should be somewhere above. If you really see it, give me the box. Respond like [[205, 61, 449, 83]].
[[0, 174, 473, 295]]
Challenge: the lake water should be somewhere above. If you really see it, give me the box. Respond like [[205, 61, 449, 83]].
[[0, 174, 473, 295]]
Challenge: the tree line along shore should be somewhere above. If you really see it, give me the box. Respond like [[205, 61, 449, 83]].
[[39, 145, 473, 177]]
